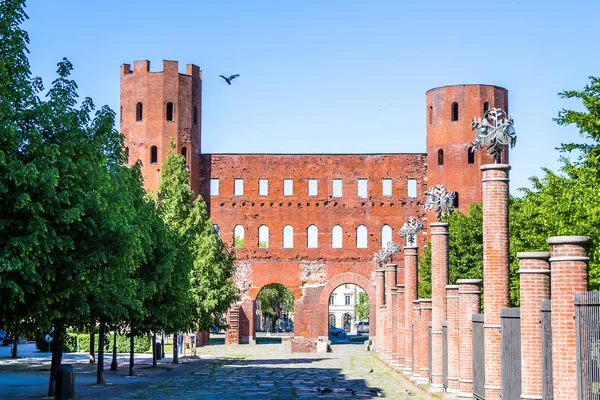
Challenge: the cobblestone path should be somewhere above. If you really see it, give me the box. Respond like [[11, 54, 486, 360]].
[[112, 343, 433, 399]]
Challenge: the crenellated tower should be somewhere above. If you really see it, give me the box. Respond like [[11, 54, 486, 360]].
[[425, 84, 508, 214], [120, 60, 202, 194]]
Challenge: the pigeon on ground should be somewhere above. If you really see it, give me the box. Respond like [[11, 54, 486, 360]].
[[219, 74, 239, 85], [368, 368, 373, 373]]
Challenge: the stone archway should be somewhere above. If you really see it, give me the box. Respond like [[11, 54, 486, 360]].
[[317, 272, 377, 338]]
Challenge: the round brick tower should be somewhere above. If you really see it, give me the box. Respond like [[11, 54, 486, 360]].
[[426, 84, 508, 214], [120, 60, 202, 194]]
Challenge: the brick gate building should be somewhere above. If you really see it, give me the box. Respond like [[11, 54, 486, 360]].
[[120, 60, 507, 348]]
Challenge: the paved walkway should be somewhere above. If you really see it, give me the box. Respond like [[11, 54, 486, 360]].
[[0, 342, 433, 399], [113, 343, 432, 400]]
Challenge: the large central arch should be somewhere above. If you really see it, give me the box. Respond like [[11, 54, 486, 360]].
[[318, 272, 377, 338]]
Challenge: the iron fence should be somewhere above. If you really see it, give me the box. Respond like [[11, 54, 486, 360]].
[[575, 291, 600, 399], [500, 307, 521, 400], [541, 299, 553, 400], [442, 320, 448, 390], [472, 314, 485, 399]]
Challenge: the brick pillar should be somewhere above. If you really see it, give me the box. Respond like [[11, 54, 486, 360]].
[[481, 164, 510, 399], [412, 299, 421, 379], [445, 284, 460, 394], [457, 279, 482, 399], [548, 236, 590, 399], [375, 268, 385, 353], [430, 222, 449, 391], [517, 252, 550, 400], [417, 299, 432, 385], [404, 246, 419, 375], [384, 264, 397, 361], [396, 262, 406, 370]]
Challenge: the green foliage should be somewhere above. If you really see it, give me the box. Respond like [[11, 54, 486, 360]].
[[257, 284, 294, 320], [36, 333, 151, 354], [258, 241, 268, 248], [418, 244, 432, 299], [234, 237, 244, 248], [354, 292, 370, 321]]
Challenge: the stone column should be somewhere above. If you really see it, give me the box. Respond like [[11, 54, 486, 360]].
[[412, 299, 421, 380], [457, 279, 482, 399], [430, 222, 449, 392], [385, 264, 397, 363], [396, 262, 406, 370], [375, 268, 385, 354], [417, 299, 432, 385], [481, 164, 510, 399], [518, 252, 550, 400], [548, 236, 590, 399], [404, 246, 419, 375], [445, 284, 460, 395]]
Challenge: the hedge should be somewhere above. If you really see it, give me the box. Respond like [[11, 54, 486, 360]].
[[35, 333, 151, 353]]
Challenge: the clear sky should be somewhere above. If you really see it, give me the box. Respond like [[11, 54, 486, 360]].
[[24, 0, 599, 195]]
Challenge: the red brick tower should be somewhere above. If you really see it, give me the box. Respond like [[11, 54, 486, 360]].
[[120, 60, 202, 194], [426, 85, 508, 214]]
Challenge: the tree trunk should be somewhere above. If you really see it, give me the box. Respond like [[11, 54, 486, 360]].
[[89, 323, 96, 364], [48, 322, 64, 397], [173, 332, 179, 364], [110, 329, 118, 371], [152, 332, 157, 368], [96, 322, 106, 385], [11, 333, 18, 358], [128, 325, 135, 376], [161, 332, 165, 359]]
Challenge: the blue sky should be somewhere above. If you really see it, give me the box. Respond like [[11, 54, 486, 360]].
[[24, 0, 599, 195]]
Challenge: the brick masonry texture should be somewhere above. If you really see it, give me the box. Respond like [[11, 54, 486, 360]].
[[518, 252, 550, 400], [430, 222, 449, 388], [548, 237, 590, 399], [445, 285, 460, 393], [457, 279, 482, 398]]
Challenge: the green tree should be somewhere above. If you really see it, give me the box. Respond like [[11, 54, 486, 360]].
[[354, 292, 370, 321], [257, 284, 294, 331]]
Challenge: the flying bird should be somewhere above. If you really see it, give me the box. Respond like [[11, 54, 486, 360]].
[[219, 74, 239, 85]]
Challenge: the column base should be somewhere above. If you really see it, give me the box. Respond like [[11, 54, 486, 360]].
[[403, 366, 413, 376], [430, 383, 444, 392], [416, 376, 430, 385], [456, 392, 474, 399]]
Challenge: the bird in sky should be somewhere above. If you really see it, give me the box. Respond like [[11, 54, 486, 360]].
[[219, 74, 239, 85]]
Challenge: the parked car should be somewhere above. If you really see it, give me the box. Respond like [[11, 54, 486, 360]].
[[356, 321, 369, 334], [278, 321, 294, 333], [329, 324, 346, 337], [0, 330, 13, 347]]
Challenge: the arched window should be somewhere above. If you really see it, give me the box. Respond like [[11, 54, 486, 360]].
[[307, 225, 318, 248], [468, 146, 475, 164], [451, 102, 459, 121], [136, 102, 143, 121], [332, 225, 343, 248], [356, 225, 367, 248], [428, 105, 433, 125], [166, 102, 174, 121], [193, 106, 198, 125], [234, 225, 244, 248], [483, 102, 490, 114], [329, 313, 336, 326], [150, 146, 158, 164], [453, 192, 459, 209], [124, 147, 129, 160], [181, 146, 187, 164], [381, 225, 392, 248], [283, 225, 293, 248], [258, 225, 269, 248], [438, 149, 444, 166]]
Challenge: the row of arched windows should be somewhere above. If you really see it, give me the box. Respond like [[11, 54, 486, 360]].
[[134, 102, 198, 124], [428, 101, 490, 125], [228, 224, 394, 249], [437, 147, 475, 166]]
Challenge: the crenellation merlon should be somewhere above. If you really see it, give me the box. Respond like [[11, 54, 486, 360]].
[[123, 60, 202, 77]]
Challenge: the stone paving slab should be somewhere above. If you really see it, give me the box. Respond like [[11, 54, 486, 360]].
[[112, 343, 433, 400]]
